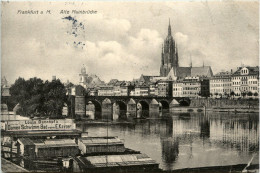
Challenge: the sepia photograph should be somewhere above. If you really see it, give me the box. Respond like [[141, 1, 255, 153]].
[[1, 1, 259, 172]]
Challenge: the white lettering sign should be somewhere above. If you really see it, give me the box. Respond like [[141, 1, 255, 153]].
[[3, 119, 76, 131]]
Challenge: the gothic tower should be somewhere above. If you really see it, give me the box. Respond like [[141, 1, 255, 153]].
[[160, 19, 179, 77]]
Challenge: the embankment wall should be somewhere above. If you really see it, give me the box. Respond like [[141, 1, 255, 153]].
[[189, 98, 259, 109]]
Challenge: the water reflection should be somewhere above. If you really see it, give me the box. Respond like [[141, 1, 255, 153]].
[[77, 112, 259, 170]]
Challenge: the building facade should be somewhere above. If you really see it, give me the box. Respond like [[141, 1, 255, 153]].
[[210, 71, 232, 97], [231, 66, 259, 97], [98, 85, 114, 96], [172, 77, 210, 98], [133, 84, 149, 96], [157, 80, 173, 97]]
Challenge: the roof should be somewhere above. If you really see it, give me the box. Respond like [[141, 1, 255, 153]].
[[135, 83, 149, 88], [18, 138, 77, 148], [232, 66, 259, 76], [176, 67, 191, 78], [75, 154, 158, 168], [79, 137, 123, 146], [215, 71, 232, 76], [18, 138, 35, 146], [139, 75, 152, 84], [108, 79, 119, 85], [191, 66, 213, 77], [175, 66, 213, 79], [139, 75, 159, 84]]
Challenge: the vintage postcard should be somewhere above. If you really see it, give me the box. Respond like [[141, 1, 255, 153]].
[[1, 1, 259, 172]]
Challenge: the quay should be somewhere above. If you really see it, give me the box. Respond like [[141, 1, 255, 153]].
[[1, 158, 29, 172]]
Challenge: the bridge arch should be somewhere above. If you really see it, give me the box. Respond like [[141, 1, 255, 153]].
[[179, 99, 190, 106], [159, 100, 170, 112], [86, 100, 102, 120], [138, 100, 149, 111], [113, 100, 127, 120], [137, 100, 149, 118], [115, 100, 127, 111]]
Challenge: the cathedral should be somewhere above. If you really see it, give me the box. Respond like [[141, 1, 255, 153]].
[[160, 20, 213, 79], [160, 20, 179, 77]]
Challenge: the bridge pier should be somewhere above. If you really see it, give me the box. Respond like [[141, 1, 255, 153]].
[[127, 99, 137, 118], [102, 99, 113, 120], [83, 96, 190, 120], [150, 99, 159, 118]]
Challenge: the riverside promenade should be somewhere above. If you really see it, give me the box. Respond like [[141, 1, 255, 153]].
[[1, 158, 29, 172]]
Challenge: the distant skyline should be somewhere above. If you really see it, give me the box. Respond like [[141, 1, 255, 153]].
[[1, 1, 259, 84]]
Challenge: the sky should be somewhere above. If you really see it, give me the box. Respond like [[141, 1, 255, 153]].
[[1, 1, 259, 84]]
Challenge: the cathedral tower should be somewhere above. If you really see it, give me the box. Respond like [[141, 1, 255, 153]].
[[160, 19, 179, 77]]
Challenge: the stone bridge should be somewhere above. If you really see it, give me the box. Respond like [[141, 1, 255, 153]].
[[70, 96, 190, 120]]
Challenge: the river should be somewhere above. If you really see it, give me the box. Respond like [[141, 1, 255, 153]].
[[77, 111, 259, 171]]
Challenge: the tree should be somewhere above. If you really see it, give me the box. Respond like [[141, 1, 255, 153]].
[[42, 79, 67, 118], [254, 92, 258, 97], [214, 93, 218, 98], [247, 91, 253, 97], [10, 77, 44, 116], [9, 77, 66, 118], [230, 91, 235, 97], [224, 92, 229, 98], [241, 92, 247, 98]]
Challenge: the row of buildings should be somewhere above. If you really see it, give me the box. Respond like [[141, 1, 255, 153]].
[[77, 65, 259, 98]]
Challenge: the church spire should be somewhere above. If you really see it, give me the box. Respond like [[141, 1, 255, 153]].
[[168, 18, 171, 36], [190, 54, 192, 67], [161, 44, 164, 65], [162, 44, 164, 53]]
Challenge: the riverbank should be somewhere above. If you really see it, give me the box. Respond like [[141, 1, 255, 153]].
[[76, 119, 134, 125], [171, 107, 259, 113], [167, 164, 259, 173], [189, 98, 259, 109]]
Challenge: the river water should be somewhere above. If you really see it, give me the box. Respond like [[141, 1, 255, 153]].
[[77, 111, 259, 171]]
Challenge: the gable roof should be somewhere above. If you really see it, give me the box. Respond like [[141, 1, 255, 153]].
[[108, 79, 119, 85], [191, 66, 213, 77], [232, 66, 259, 76], [18, 138, 35, 146], [176, 67, 191, 78]]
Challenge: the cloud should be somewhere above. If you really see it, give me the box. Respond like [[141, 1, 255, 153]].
[[1, 1, 258, 84], [174, 32, 188, 46]]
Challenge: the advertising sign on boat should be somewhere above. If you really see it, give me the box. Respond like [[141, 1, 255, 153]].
[[3, 119, 76, 131]]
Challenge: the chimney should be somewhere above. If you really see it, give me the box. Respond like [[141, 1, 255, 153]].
[[231, 69, 233, 74]]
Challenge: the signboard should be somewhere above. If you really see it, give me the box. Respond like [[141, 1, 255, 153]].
[[3, 119, 76, 131]]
